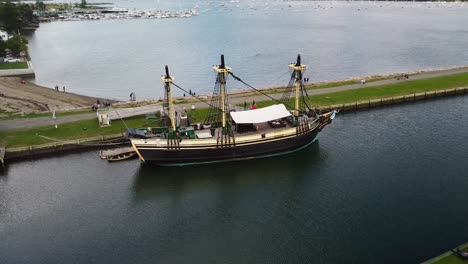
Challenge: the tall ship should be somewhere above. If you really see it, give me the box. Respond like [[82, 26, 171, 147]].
[[128, 55, 337, 165]]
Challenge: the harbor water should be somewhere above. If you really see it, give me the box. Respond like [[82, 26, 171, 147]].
[[1, 96, 467, 263], [27, 0, 468, 100]]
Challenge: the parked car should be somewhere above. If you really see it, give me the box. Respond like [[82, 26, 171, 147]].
[[4, 58, 20, 63]]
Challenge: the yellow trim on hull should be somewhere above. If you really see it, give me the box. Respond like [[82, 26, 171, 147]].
[[131, 140, 146, 162]]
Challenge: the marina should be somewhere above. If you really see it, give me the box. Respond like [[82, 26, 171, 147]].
[[38, 8, 199, 22]]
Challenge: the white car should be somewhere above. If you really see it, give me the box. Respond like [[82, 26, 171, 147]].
[[4, 58, 20, 63]]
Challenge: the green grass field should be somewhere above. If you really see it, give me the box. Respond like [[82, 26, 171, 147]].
[[0, 116, 150, 148], [251, 71, 468, 108], [428, 254, 466, 264], [424, 243, 468, 264], [0, 61, 28, 70], [2, 71, 468, 148], [308, 71, 468, 107]]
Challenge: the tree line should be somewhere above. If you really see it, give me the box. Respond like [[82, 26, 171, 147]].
[[0, 0, 38, 33], [0, 1, 36, 57]]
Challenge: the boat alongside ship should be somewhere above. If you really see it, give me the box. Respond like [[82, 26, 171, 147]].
[[128, 55, 337, 165]]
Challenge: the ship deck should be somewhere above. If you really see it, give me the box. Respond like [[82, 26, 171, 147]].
[[132, 118, 320, 148]]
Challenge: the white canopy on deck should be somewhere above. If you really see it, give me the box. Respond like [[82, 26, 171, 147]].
[[230, 104, 291, 124]]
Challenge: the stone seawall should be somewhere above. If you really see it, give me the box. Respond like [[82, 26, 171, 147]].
[[318, 87, 467, 113], [3, 133, 129, 163]]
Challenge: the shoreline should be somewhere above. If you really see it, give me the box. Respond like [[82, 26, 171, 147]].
[[1, 64, 467, 114], [2, 86, 467, 163], [0, 77, 114, 114], [2, 65, 468, 163]]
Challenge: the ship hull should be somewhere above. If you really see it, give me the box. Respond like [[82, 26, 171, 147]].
[[133, 128, 319, 166]]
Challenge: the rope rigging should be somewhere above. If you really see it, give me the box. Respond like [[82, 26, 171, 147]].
[[171, 82, 224, 113], [229, 71, 310, 113]]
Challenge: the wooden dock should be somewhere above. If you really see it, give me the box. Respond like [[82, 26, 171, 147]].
[[0, 147, 5, 168]]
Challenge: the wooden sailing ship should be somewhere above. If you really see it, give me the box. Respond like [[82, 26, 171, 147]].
[[128, 55, 337, 165]]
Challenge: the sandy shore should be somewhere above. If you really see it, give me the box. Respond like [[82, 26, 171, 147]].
[[0, 77, 101, 113]]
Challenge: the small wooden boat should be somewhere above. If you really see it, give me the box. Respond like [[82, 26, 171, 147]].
[[99, 147, 137, 162], [106, 151, 137, 161]]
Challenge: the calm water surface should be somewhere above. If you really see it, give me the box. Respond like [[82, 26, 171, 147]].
[[27, 0, 468, 100], [1, 96, 467, 263]]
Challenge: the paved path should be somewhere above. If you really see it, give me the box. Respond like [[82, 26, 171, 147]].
[[1, 66, 467, 132], [0, 113, 96, 131]]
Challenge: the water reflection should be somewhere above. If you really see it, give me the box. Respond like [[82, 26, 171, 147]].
[[131, 141, 324, 201], [126, 142, 338, 263]]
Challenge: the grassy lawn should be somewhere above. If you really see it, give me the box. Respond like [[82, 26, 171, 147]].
[[307, 71, 468, 107], [0, 108, 213, 148], [428, 254, 466, 264], [240, 71, 468, 109], [2, 71, 468, 148], [0, 116, 151, 148], [0, 62, 28, 70]]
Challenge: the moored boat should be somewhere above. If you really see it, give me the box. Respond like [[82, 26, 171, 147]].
[[129, 55, 337, 165]]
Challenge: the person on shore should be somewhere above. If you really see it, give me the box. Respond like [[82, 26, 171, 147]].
[[251, 100, 257, 110], [130, 92, 134, 101], [62, 86, 66, 92], [55, 85, 59, 91]]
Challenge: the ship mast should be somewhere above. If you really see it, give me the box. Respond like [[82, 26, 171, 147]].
[[162, 65, 176, 131], [213, 54, 231, 129], [288, 54, 307, 118]]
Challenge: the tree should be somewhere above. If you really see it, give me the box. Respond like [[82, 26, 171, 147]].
[[5, 34, 28, 55], [0, 1, 37, 33], [0, 38, 6, 57], [35, 0, 46, 11], [0, 1, 21, 33], [80, 0, 87, 9]]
